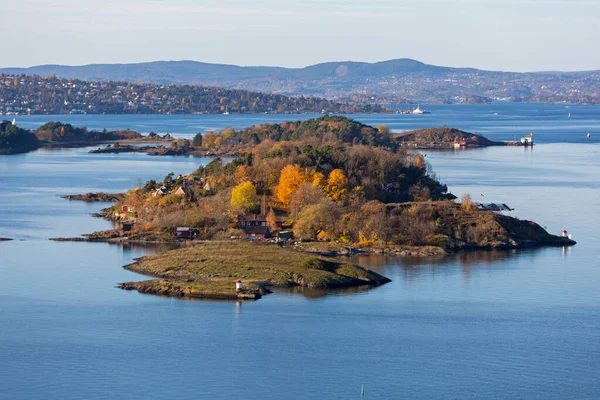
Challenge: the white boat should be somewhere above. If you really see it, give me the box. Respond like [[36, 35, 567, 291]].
[[568, 112, 571, 118], [587, 132, 591, 138], [223, 106, 229, 115], [411, 106, 430, 115]]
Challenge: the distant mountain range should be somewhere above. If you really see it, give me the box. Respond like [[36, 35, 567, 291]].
[[2, 59, 600, 104]]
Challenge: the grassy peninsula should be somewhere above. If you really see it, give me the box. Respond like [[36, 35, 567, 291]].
[[119, 241, 391, 300]]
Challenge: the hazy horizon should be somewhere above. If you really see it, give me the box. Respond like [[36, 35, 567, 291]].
[[2, 0, 600, 72], [3, 58, 600, 74]]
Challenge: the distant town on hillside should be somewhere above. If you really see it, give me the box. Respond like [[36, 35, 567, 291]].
[[0, 74, 387, 115], [2, 58, 600, 104]]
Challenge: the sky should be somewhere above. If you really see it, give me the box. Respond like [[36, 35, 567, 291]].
[[1, 0, 599, 72]]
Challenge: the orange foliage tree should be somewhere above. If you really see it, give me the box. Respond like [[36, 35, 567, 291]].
[[266, 208, 277, 227], [275, 164, 307, 208], [234, 165, 252, 184], [412, 153, 426, 169]]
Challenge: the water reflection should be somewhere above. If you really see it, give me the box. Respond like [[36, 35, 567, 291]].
[[351, 249, 520, 268], [349, 248, 545, 283], [274, 284, 382, 300], [561, 245, 573, 261]]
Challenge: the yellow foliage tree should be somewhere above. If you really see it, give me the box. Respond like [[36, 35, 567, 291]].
[[461, 193, 474, 212], [203, 131, 217, 148], [375, 125, 390, 135], [275, 164, 307, 208], [231, 181, 258, 213], [310, 171, 326, 189], [326, 169, 349, 202]]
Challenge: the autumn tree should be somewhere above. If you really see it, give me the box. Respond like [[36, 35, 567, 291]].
[[461, 193, 474, 212], [351, 201, 390, 245], [275, 164, 307, 208], [231, 181, 258, 213], [375, 125, 390, 135], [412, 153, 426, 169], [203, 131, 217, 148], [294, 200, 341, 240], [326, 169, 348, 203], [234, 165, 252, 184], [410, 185, 431, 202], [266, 208, 277, 228], [310, 171, 326, 189], [290, 183, 327, 218]]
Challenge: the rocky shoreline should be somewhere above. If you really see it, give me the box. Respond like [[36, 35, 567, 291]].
[[63, 192, 125, 202], [88, 144, 195, 156], [118, 280, 270, 300], [49, 229, 576, 255]]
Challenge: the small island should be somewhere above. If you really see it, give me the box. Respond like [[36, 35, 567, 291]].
[[0, 121, 173, 155], [119, 241, 391, 300], [57, 115, 573, 300], [397, 127, 532, 149]]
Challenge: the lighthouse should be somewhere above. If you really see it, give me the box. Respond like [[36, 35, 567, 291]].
[[235, 280, 243, 291]]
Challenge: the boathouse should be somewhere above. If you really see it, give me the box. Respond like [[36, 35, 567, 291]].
[[176, 227, 195, 239]]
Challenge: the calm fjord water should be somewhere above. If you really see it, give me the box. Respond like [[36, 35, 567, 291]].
[[1, 103, 599, 399]]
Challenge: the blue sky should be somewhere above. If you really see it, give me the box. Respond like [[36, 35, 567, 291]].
[[2, 0, 599, 71]]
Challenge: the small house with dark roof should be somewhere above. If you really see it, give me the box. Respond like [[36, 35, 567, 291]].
[[243, 225, 271, 239], [240, 214, 283, 229]]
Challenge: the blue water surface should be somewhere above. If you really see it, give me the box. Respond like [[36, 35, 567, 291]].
[[1, 105, 599, 399]]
